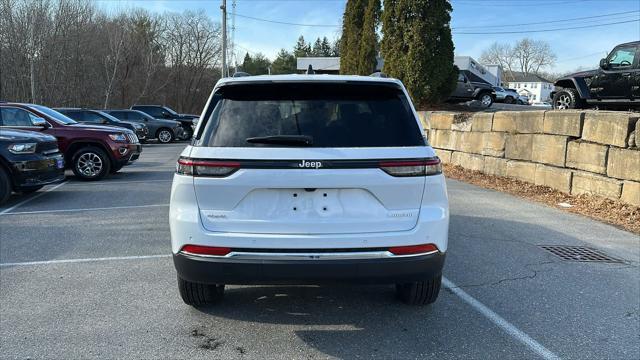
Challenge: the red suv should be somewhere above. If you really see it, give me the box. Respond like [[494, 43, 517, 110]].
[[0, 103, 142, 180]]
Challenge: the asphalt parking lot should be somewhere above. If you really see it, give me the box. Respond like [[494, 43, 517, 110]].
[[1, 143, 638, 360]]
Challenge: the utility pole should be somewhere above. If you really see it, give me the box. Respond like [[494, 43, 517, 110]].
[[220, 0, 227, 78]]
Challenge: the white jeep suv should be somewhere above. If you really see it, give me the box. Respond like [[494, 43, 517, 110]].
[[169, 75, 449, 306]]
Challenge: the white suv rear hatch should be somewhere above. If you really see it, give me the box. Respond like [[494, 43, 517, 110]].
[[188, 80, 432, 235]]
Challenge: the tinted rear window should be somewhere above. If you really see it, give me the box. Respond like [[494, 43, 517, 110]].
[[199, 83, 424, 148]]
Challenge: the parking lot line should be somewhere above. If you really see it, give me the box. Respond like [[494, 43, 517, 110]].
[[0, 181, 68, 215], [63, 179, 172, 186], [0, 203, 168, 216], [0, 254, 171, 267], [442, 277, 561, 360]]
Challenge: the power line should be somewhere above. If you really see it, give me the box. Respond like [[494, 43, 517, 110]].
[[454, 19, 639, 34], [230, 12, 340, 27], [452, 10, 639, 29]]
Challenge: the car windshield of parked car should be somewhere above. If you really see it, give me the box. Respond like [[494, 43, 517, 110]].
[[30, 105, 77, 125], [202, 83, 424, 148]]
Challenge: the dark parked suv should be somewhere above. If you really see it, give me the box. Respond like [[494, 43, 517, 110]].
[[0, 103, 141, 180], [131, 105, 198, 140], [448, 71, 496, 107], [55, 108, 148, 142], [552, 41, 640, 109], [0, 128, 65, 204], [104, 109, 183, 143]]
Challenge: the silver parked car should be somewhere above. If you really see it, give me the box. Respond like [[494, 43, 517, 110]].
[[492, 86, 519, 104]]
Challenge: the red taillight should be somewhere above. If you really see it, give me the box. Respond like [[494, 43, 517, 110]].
[[389, 243, 439, 255], [181, 245, 231, 256], [379, 158, 442, 177], [176, 157, 240, 177]]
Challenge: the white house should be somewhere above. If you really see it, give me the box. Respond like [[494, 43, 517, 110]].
[[505, 72, 555, 103]]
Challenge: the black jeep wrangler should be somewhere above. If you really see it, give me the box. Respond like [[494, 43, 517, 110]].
[[552, 41, 639, 110]]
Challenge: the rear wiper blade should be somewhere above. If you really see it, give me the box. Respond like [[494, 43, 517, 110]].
[[246, 135, 313, 146]]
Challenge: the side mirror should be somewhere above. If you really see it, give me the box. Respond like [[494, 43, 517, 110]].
[[599, 58, 608, 70], [162, 111, 171, 118], [101, 119, 109, 124], [31, 117, 50, 128]]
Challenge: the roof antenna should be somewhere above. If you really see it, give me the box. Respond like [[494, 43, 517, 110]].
[[306, 64, 315, 75]]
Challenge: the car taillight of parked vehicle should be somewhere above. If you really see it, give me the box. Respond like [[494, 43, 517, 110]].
[[176, 158, 240, 177], [176, 157, 442, 178], [379, 158, 442, 177]]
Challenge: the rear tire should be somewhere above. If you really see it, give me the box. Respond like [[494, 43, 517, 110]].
[[553, 88, 583, 109], [177, 276, 224, 306], [0, 167, 11, 205], [396, 274, 442, 305], [478, 92, 493, 108]]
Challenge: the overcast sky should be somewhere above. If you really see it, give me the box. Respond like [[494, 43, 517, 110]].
[[96, 0, 640, 73]]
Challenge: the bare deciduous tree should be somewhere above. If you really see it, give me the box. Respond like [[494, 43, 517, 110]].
[[480, 38, 556, 76], [0, 0, 222, 113]]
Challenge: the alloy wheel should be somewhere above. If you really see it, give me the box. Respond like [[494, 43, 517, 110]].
[[77, 152, 103, 177], [555, 94, 571, 109], [159, 130, 172, 143], [481, 94, 492, 106]]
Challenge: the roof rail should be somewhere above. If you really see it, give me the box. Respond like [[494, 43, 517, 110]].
[[233, 71, 251, 78], [369, 72, 388, 78], [306, 65, 315, 75]]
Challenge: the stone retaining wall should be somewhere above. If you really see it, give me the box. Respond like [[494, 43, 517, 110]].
[[418, 110, 640, 206]]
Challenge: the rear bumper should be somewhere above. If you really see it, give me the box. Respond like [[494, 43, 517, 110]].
[[173, 251, 445, 285]]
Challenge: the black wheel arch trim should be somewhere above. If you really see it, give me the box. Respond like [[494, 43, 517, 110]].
[[554, 77, 591, 100], [67, 140, 116, 166]]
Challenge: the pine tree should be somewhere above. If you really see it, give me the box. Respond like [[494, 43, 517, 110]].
[[293, 36, 311, 58], [271, 49, 297, 74], [381, 0, 457, 107], [241, 53, 253, 73], [311, 38, 323, 56], [356, 0, 380, 75], [320, 37, 332, 56], [241, 52, 271, 75]]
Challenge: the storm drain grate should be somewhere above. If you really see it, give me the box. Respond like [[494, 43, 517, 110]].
[[539, 245, 624, 263]]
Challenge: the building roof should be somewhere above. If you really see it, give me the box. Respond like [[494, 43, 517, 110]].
[[296, 57, 340, 71], [504, 71, 552, 83]]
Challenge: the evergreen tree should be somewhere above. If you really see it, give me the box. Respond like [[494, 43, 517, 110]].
[[381, 0, 457, 107], [271, 49, 297, 74], [320, 37, 332, 56], [311, 38, 323, 56], [241, 52, 271, 75], [340, 0, 380, 75], [339, 0, 365, 74], [356, 0, 380, 74], [293, 36, 311, 58], [331, 38, 341, 57]]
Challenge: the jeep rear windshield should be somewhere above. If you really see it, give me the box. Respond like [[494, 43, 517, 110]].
[[200, 83, 425, 148]]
